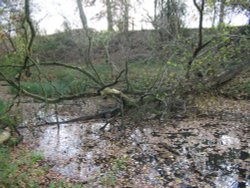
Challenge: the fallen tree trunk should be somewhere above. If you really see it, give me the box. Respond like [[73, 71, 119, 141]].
[[18, 106, 121, 128], [100, 87, 138, 107]]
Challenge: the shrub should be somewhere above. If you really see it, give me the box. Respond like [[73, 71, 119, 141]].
[[0, 98, 13, 128]]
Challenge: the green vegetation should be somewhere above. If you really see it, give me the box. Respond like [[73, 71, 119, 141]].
[[8, 61, 168, 97], [0, 36, 27, 80], [0, 98, 13, 128], [0, 145, 45, 187], [10, 80, 86, 98], [48, 181, 83, 188], [100, 155, 129, 187], [9, 67, 95, 98], [0, 98, 23, 146], [0, 0, 249, 187], [0, 144, 85, 188], [220, 70, 250, 99]]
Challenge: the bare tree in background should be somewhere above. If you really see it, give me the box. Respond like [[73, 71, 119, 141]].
[[152, 0, 186, 39], [218, 0, 226, 25], [76, 0, 88, 30], [120, 0, 130, 32], [207, 0, 250, 27], [106, 0, 114, 31], [84, 0, 114, 31], [83, 0, 133, 32]]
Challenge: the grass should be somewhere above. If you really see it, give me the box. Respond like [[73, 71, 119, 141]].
[[0, 144, 85, 188], [0, 144, 45, 187], [8, 61, 167, 97], [7, 58, 250, 101], [9, 67, 94, 98]]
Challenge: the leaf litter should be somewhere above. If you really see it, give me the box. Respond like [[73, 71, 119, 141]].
[[14, 96, 250, 187]]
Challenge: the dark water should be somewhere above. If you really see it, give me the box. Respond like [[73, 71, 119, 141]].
[[20, 107, 250, 187]]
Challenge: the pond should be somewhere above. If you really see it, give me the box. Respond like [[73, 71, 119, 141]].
[[19, 100, 250, 187]]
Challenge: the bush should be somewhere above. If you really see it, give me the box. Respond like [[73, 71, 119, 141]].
[[0, 98, 13, 128], [220, 75, 250, 99]]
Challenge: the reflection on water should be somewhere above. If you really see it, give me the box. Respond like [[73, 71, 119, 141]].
[[219, 135, 241, 149], [20, 110, 250, 187], [37, 122, 106, 181]]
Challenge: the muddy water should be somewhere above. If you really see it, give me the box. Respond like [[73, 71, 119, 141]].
[[19, 103, 250, 188]]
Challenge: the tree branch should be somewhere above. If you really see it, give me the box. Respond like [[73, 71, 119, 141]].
[[186, 0, 205, 78]]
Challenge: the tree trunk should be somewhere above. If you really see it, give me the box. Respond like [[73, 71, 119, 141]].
[[212, 1, 217, 27], [106, 0, 114, 31], [154, 0, 158, 29], [219, 0, 225, 25], [76, 0, 88, 31], [123, 0, 129, 32]]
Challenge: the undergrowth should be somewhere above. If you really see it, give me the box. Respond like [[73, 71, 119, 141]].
[[0, 144, 84, 188], [219, 70, 250, 99], [9, 68, 93, 98], [8, 61, 165, 97], [0, 145, 45, 187], [0, 98, 13, 129]]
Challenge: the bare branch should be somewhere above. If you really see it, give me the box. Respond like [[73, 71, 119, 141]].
[[186, 0, 205, 79]]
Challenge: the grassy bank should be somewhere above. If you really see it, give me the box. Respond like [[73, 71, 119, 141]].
[[0, 144, 84, 188], [8, 60, 250, 100], [8, 61, 166, 97]]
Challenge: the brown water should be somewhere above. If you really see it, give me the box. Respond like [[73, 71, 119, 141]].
[[19, 103, 250, 188]]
